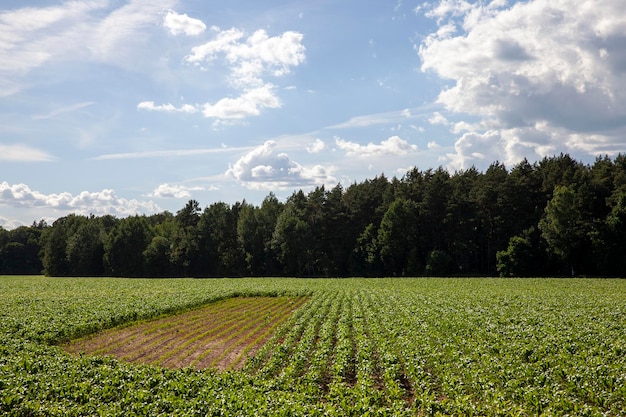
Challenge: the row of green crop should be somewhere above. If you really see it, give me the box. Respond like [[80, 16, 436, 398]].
[[1, 276, 625, 416], [241, 279, 626, 415], [193, 297, 302, 370]]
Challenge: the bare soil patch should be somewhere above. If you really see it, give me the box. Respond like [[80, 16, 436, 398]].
[[63, 296, 308, 371]]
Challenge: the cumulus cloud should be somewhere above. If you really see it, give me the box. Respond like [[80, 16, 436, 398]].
[[335, 136, 418, 157], [0, 182, 160, 217], [143, 26, 305, 123], [186, 28, 305, 87], [428, 111, 449, 125], [201, 85, 281, 120], [418, 0, 626, 168], [444, 126, 559, 170], [226, 141, 335, 189], [0, 144, 55, 162], [163, 10, 206, 36], [422, 0, 490, 23], [306, 138, 326, 153], [0, 216, 27, 230], [149, 183, 204, 198]]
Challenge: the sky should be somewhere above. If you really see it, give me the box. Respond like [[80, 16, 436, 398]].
[[2, 0, 626, 228]]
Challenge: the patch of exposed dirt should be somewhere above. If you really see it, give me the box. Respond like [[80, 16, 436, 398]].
[[63, 296, 308, 371]]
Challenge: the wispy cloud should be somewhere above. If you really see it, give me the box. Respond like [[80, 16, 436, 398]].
[[32, 101, 95, 120], [93, 146, 255, 161], [328, 106, 435, 129], [0, 0, 177, 94], [91, 0, 177, 66], [0, 144, 55, 162]]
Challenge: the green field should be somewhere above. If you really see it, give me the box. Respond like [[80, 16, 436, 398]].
[[1, 276, 625, 416]]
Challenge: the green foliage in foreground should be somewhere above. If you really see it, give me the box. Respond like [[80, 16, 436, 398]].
[[1, 276, 625, 416]]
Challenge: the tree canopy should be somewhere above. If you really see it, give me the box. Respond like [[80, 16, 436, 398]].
[[2, 153, 626, 277]]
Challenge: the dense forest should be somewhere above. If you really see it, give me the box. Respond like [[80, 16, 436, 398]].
[[2, 153, 626, 278]]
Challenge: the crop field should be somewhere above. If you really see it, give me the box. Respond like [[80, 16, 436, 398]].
[[1, 276, 625, 416]]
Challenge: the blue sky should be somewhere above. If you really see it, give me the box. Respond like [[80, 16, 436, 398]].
[[2, 0, 626, 228]]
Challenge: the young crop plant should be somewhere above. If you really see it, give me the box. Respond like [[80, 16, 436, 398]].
[[302, 292, 343, 389]]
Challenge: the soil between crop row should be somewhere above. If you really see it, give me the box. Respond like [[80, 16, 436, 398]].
[[63, 296, 308, 371]]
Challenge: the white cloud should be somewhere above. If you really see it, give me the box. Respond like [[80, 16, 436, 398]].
[[187, 28, 305, 88], [445, 130, 499, 170], [226, 141, 335, 189], [335, 136, 418, 157], [202, 85, 281, 120], [328, 106, 433, 129], [91, 0, 177, 66], [186, 27, 305, 98], [92, 146, 254, 160], [419, 0, 626, 169], [0, 182, 160, 217], [32, 101, 95, 120], [0, 216, 27, 230], [137, 101, 198, 113], [306, 138, 326, 153], [428, 111, 449, 125], [452, 121, 476, 134], [0, 1, 104, 72], [331, 111, 409, 129], [0, 0, 177, 94], [0, 144, 55, 162], [424, 0, 474, 23], [150, 183, 203, 198], [163, 10, 206, 36], [187, 27, 244, 63], [137, 26, 305, 123], [445, 126, 558, 171], [396, 165, 416, 176]]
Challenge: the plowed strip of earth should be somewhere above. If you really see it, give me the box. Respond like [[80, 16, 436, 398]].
[[63, 296, 309, 371]]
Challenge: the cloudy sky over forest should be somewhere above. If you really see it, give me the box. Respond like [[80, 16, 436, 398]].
[[2, 0, 626, 228]]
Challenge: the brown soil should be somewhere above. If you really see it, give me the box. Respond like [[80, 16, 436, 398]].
[[63, 296, 308, 371]]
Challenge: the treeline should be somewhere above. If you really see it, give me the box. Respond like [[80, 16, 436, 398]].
[[2, 153, 626, 277]]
